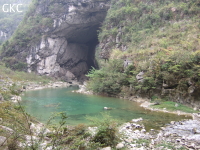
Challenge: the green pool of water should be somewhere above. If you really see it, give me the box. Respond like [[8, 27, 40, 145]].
[[21, 86, 191, 130]]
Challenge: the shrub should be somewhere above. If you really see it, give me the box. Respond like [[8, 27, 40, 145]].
[[86, 112, 120, 147], [3, 57, 27, 71], [87, 59, 128, 95]]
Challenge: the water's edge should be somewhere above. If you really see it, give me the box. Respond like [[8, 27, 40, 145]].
[[21, 86, 191, 131]]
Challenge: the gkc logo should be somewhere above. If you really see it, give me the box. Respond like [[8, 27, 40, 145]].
[[2, 4, 23, 12]]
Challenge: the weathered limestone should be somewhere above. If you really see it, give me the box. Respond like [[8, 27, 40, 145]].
[[6, 0, 110, 82], [0, 136, 7, 148]]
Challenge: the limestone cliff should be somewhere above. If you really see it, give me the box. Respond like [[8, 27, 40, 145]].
[[1, 0, 110, 82]]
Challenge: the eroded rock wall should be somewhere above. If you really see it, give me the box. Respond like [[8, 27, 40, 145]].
[[4, 0, 110, 82]]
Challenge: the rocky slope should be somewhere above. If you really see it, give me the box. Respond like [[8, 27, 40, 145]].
[[0, 0, 31, 44], [1, 0, 110, 82], [87, 0, 200, 109]]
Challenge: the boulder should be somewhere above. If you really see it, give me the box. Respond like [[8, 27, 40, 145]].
[[192, 113, 200, 121], [188, 85, 195, 94], [116, 143, 124, 149], [0, 136, 7, 146], [104, 107, 112, 110], [175, 103, 179, 107], [0, 125, 14, 133], [124, 60, 132, 68], [11, 96, 22, 103], [88, 127, 98, 136], [141, 129, 146, 133], [131, 118, 143, 122], [101, 147, 111, 150], [136, 72, 144, 82]]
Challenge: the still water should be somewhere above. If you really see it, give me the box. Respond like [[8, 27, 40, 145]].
[[21, 86, 190, 130]]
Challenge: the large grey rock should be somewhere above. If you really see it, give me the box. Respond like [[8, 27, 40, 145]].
[[0, 136, 7, 145], [193, 113, 200, 121], [136, 71, 144, 82], [0, 125, 14, 133], [188, 85, 195, 94], [4, 0, 110, 82], [131, 117, 143, 122], [116, 143, 124, 149], [101, 147, 111, 150], [124, 60, 132, 68], [0, 31, 8, 42]]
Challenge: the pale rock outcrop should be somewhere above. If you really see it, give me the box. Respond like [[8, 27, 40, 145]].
[[116, 143, 124, 149], [5, 0, 110, 82], [0, 31, 8, 41], [101, 147, 112, 150], [0, 136, 7, 146], [136, 71, 144, 82]]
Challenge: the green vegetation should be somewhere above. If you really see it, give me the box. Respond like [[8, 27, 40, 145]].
[[0, 62, 51, 83], [86, 112, 120, 147], [0, 62, 52, 102], [88, 0, 200, 109], [0, 0, 53, 70], [0, 0, 52, 50], [0, 101, 38, 149], [135, 139, 150, 148], [0, 105, 121, 149], [0, 0, 199, 148], [156, 142, 187, 150], [151, 101, 198, 113], [0, 102, 69, 150], [87, 60, 128, 96]]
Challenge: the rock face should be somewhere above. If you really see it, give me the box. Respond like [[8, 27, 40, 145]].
[[0, 31, 8, 42], [5, 0, 110, 82], [0, 136, 7, 146]]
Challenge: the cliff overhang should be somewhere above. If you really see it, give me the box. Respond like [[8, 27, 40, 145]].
[[3, 0, 110, 82]]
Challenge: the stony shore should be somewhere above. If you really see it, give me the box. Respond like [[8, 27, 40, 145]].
[[0, 77, 79, 103], [75, 82, 197, 117], [75, 83, 200, 149], [102, 115, 200, 150], [140, 101, 194, 117], [74, 82, 93, 95], [1, 80, 200, 149]]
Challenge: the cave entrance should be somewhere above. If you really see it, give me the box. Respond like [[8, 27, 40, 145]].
[[55, 24, 100, 82], [50, 3, 109, 82], [86, 38, 99, 70], [66, 24, 100, 69]]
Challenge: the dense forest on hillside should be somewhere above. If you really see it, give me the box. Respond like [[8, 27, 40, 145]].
[[0, 0, 31, 44], [88, 0, 200, 106]]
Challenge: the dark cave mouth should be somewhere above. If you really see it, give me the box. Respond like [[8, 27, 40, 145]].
[[67, 25, 100, 68], [86, 38, 99, 70], [59, 26, 100, 82]]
